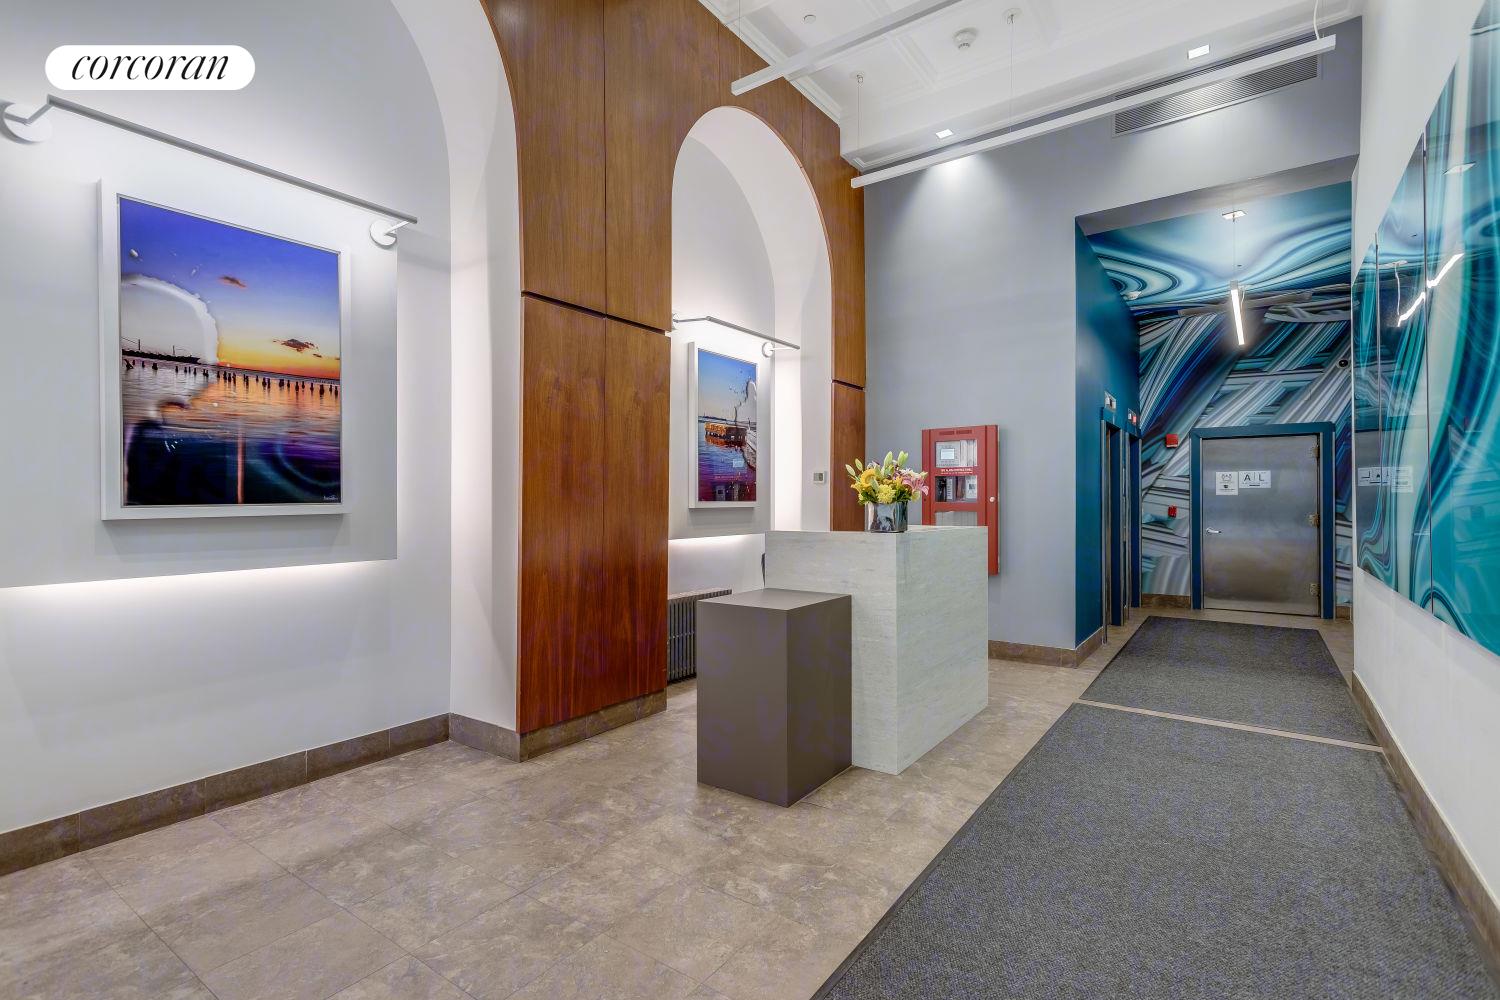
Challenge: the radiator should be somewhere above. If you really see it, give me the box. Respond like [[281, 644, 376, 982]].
[[667, 589, 731, 683]]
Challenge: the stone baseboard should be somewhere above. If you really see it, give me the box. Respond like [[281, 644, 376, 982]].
[[449, 690, 667, 762], [1351, 673, 1500, 979], [0, 714, 449, 878], [1141, 593, 1192, 608], [990, 627, 1103, 668]]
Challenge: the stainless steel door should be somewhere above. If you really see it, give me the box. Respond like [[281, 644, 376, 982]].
[[1201, 434, 1321, 615]]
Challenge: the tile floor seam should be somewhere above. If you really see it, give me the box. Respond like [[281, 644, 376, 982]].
[[198, 855, 381, 982], [497, 924, 607, 1000], [77, 848, 215, 998], [599, 927, 715, 986], [336, 866, 518, 994]]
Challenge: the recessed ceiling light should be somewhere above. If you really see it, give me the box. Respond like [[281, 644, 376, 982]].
[[935, 128, 954, 139], [1188, 44, 1211, 60], [1446, 161, 1476, 175], [1222, 209, 1247, 221], [803, 13, 816, 23]]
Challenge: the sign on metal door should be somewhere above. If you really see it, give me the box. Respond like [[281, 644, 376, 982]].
[[1239, 470, 1271, 489], [1215, 471, 1238, 496]]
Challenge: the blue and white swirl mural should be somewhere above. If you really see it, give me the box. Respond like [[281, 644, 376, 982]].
[[1088, 182, 1355, 605], [1356, 0, 1500, 658]]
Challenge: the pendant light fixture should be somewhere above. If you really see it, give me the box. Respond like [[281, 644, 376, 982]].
[[1227, 198, 1246, 346], [1228, 280, 1247, 346]]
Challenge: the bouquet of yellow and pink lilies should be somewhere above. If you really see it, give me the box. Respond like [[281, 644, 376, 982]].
[[845, 451, 930, 506]]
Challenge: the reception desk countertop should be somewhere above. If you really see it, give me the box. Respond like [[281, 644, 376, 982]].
[[764, 526, 989, 774]]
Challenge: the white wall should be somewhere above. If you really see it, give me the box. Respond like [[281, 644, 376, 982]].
[[667, 109, 833, 596], [670, 136, 777, 547], [864, 21, 1363, 650], [391, 0, 523, 733], [0, 0, 458, 831], [1351, 0, 1500, 917]]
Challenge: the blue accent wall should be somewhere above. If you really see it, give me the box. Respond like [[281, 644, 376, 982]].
[[1075, 225, 1141, 646], [1087, 181, 1354, 606]]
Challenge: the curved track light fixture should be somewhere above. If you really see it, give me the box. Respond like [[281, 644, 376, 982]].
[[3, 94, 418, 245]]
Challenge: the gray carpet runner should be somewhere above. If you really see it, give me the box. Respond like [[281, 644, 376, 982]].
[[817, 702, 1499, 1000], [1080, 616, 1372, 743]]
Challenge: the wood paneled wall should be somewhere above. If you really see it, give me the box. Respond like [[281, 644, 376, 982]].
[[831, 382, 867, 531], [485, 0, 867, 733]]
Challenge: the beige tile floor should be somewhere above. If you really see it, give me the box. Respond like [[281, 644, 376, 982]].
[[0, 607, 1352, 1000]]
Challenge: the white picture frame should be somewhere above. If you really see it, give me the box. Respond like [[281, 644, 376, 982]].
[[686, 342, 760, 508], [99, 180, 351, 520]]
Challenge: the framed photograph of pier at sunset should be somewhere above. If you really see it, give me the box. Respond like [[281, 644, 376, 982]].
[[99, 186, 349, 519], [687, 344, 758, 507]]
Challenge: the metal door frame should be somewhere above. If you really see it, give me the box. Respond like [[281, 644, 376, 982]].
[[1100, 409, 1142, 639], [1189, 423, 1336, 619]]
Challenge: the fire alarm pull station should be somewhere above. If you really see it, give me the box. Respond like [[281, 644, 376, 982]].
[[921, 424, 999, 575]]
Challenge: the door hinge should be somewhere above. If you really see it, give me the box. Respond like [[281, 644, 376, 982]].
[[1308, 511, 1319, 528], [1312, 440, 1320, 462], [1310, 582, 1321, 598]]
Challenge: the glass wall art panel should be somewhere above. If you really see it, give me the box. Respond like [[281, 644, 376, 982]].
[[1424, 10, 1500, 651], [1355, 0, 1500, 655]]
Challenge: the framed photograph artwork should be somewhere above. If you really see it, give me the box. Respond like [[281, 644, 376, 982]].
[[99, 185, 350, 518], [687, 343, 758, 507]]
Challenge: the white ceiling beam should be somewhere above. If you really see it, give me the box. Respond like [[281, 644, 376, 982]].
[[730, 0, 971, 96], [851, 32, 1337, 188]]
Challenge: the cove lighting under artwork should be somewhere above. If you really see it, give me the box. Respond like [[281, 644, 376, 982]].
[[107, 196, 345, 517], [689, 345, 758, 506], [1088, 182, 1355, 606], [1354, 0, 1500, 658]]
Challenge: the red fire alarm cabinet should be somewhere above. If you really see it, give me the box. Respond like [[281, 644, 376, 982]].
[[920, 424, 999, 575]]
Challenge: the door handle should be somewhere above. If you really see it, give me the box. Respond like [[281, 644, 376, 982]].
[[1205, 527, 1222, 534]]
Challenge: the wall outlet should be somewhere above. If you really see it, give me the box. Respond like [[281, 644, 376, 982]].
[[811, 471, 827, 484]]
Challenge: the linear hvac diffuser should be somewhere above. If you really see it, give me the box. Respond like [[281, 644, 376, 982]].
[[1114, 54, 1320, 134]]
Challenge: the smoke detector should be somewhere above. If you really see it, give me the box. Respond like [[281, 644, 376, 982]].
[[953, 28, 978, 51]]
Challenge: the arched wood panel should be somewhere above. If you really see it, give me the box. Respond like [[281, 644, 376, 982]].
[[484, 0, 868, 738], [487, 0, 607, 313], [603, 0, 722, 330]]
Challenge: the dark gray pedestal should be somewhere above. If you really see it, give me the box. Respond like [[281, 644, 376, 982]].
[[696, 589, 852, 807]]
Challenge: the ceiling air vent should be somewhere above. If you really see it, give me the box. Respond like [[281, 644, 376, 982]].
[[1114, 54, 1320, 134]]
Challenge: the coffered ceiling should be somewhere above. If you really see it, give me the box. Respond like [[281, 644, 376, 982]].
[[702, 0, 1362, 171]]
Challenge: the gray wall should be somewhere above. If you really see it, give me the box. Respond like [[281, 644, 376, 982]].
[[865, 21, 1364, 650]]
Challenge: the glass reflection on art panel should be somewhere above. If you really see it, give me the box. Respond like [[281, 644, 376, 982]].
[[1352, 244, 1384, 581], [1425, 3, 1500, 651], [1371, 140, 1432, 604]]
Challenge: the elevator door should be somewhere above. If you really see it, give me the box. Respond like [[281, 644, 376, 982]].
[[1201, 434, 1321, 616]]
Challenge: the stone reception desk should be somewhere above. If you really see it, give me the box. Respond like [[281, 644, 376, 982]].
[[764, 526, 989, 774]]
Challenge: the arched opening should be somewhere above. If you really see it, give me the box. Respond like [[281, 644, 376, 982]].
[[392, 0, 523, 731], [667, 106, 834, 594]]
